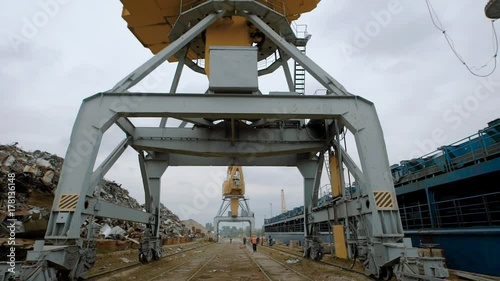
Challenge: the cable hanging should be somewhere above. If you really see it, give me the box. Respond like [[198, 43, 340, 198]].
[[425, 0, 498, 77]]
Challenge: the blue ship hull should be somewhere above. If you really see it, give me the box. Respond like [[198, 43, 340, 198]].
[[264, 118, 500, 277]]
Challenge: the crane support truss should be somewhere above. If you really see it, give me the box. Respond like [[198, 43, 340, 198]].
[[0, 3, 448, 281]]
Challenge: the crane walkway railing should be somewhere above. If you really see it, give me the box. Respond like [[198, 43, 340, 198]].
[[179, 0, 286, 15]]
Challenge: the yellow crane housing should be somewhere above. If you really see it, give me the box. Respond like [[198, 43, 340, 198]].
[[223, 166, 245, 217], [120, 0, 320, 74]]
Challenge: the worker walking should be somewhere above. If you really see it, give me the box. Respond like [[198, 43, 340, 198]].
[[251, 235, 258, 252], [243, 236, 247, 245]]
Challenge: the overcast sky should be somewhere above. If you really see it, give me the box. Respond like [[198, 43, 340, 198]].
[[1, 1, 499, 229]]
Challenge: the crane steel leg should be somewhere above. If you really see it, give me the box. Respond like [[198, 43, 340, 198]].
[[139, 153, 168, 263], [298, 155, 324, 261], [16, 101, 113, 280], [9, 101, 158, 280]]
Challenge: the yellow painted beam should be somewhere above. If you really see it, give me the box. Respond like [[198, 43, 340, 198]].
[[230, 198, 239, 217], [333, 225, 348, 259], [222, 166, 245, 196], [329, 151, 342, 198]]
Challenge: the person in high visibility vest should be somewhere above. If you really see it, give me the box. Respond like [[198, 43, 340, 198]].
[[250, 235, 258, 252]]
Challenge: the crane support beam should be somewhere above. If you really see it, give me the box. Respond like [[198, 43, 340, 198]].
[[89, 136, 132, 192], [245, 13, 350, 96], [176, 117, 215, 127], [132, 138, 326, 158], [138, 155, 168, 263], [82, 199, 152, 224], [214, 216, 256, 241], [156, 153, 301, 166], [297, 156, 323, 234], [159, 46, 190, 128], [110, 11, 224, 93], [116, 117, 135, 136], [84, 92, 367, 119]]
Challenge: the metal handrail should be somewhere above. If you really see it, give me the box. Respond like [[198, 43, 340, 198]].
[[291, 21, 309, 39], [398, 191, 500, 229], [392, 125, 500, 184], [433, 191, 500, 228], [434, 191, 500, 204], [181, 0, 287, 15]]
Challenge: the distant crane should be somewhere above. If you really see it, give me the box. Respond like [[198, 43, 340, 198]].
[[214, 166, 255, 241], [281, 189, 287, 214]]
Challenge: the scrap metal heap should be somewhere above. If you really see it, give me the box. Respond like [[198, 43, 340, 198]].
[[1, 1, 449, 280]]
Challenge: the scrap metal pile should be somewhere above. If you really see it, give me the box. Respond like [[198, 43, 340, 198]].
[[0, 144, 192, 260]]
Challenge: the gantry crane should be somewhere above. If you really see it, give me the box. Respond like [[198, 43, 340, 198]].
[[1, 1, 449, 280], [214, 166, 255, 241]]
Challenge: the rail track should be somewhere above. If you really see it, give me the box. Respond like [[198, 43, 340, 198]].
[[261, 244, 367, 278], [83, 241, 374, 281], [145, 251, 220, 281], [245, 246, 314, 281], [83, 241, 215, 280]]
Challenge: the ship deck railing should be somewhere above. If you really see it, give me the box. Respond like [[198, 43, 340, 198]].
[[265, 191, 500, 231], [393, 126, 500, 187], [400, 191, 500, 230]]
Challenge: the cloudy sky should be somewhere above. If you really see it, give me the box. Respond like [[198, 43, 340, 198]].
[[1, 1, 499, 229]]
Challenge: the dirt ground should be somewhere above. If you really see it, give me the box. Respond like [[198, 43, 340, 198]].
[[89, 240, 208, 276], [88, 238, 480, 281], [100, 238, 371, 281]]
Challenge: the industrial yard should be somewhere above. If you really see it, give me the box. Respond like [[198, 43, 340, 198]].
[[86, 239, 370, 281], [1, 0, 499, 281]]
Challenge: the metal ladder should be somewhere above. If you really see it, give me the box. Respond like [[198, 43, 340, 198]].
[[294, 45, 306, 95]]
